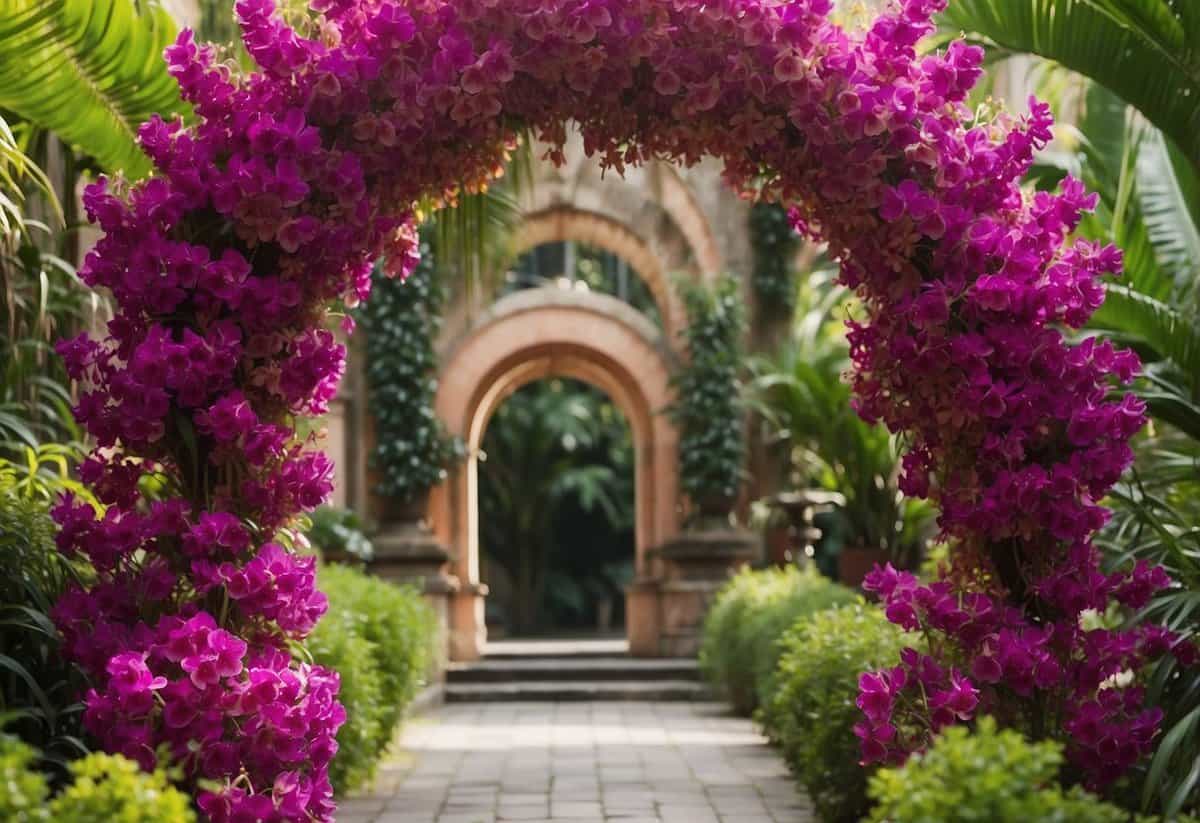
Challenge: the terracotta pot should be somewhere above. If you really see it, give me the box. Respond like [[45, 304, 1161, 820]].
[[838, 545, 890, 589]]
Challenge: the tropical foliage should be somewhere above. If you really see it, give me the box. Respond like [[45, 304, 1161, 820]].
[[0, 0, 187, 179], [748, 272, 934, 568], [0, 112, 90, 496], [940, 0, 1200, 174], [0, 494, 88, 775]]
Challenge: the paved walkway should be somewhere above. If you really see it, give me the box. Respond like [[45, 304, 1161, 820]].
[[340, 701, 815, 823]]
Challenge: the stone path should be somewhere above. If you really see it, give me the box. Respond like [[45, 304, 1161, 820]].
[[340, 701, 816, 823]]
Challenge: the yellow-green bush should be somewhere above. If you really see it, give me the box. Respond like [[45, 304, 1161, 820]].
[[867, 718, 1130, 823], [309, 565, 435, 794], [307, 593, 384, 793], [698, 566, 854, 714], [761, 602, 912, 823], [0, 735, 194, 822]]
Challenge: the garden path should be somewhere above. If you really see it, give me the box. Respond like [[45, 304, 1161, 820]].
[[339, 700, 815, 823]]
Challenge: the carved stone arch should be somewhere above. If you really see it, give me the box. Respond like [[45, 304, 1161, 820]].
[[508, 206, 688, 341], [431, 287, 679, 659], [519, 134, 723, 277]]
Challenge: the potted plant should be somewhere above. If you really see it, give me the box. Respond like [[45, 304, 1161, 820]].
[[748, 271, 934, 584]]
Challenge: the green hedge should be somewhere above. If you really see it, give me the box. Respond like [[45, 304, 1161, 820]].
[[867, 717, 1133, 823], [0, 735, 194, 822], [308, 565, 435, 794], [762, 602, 913, 823], [698, 566, 854, 715]]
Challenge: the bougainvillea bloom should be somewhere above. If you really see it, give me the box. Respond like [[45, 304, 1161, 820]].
[[52, 0, 1194, 817]]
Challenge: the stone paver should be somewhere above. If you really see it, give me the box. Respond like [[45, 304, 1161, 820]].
[[342, 701, 815, 823]]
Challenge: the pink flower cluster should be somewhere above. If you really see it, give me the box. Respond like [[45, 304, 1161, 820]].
[[53, 0, 1191, 815], [858, 564, 1195, 786]]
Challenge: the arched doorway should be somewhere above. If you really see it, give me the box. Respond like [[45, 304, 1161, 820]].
[[431, 287, 679, 660], [475, 377, 635, 638]]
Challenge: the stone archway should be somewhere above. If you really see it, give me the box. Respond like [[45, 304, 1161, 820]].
[[439, 135, 732, 357], [431, 287, 678, 660], [509, 206, 686, 341]]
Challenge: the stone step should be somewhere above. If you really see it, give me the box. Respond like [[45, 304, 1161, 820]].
[[447, 658, 701, 683], [443, 679, 713, 703], [480, 638, 629, 660]]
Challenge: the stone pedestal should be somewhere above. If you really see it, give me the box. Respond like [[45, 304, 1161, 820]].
[[448, 582, 489, 661], [628, 527, 758, 657], [369, 519, 462, 674], [626, 577, 662, 657]]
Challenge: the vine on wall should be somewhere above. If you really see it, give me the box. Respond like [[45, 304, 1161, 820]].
[[670, 275, 746, 515], [749, 202, 800, 318], [359, 231, 463, 508]]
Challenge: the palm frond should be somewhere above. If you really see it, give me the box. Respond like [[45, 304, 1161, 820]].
[[940, 0, 1200, 172], [1138, 129, 1200, 299], [431, 134, 534, 297], [1090, 286, 1200, 382], [0, 0, 188, 179]]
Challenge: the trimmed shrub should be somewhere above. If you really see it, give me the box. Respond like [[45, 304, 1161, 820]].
[[761, 602, 912, 823], [0, 734, 50, 821], [50, 750, 196, 822], [699, 566, 854, 714], [309, 565, 435, 794], [0, 735, 194, 822], [307, 592, 384, 793], [867, 717, 1130, 823], [320, 564, 434, 740]]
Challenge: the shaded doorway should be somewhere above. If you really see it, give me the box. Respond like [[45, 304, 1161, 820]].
[[477, 377, 635, 638]]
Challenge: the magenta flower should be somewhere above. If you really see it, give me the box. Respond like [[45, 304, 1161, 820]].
[[179, 628, 247, 688]]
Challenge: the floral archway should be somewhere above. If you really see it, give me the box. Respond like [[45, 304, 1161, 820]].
[[52, 0, 1193, 818]]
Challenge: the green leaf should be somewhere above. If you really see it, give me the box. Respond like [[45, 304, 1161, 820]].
[[0, 0, 189, 179], [940, 0, 1200, 173], [1090, 286, 1200, 381], [0, 653, 55, 720]]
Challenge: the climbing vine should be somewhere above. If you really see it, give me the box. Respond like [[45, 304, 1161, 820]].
[[749, 201, 800, 317], [670, 275, 746, 514], [50, 0, 1196, 818], [358, 230, 463, 507]]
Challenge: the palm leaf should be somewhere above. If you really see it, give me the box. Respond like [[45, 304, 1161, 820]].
[[0, 0, 188, 179], [1090, 286, 1200, 380], [1138, 129, 1200, 299], [940, 0, 1200, 173]]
